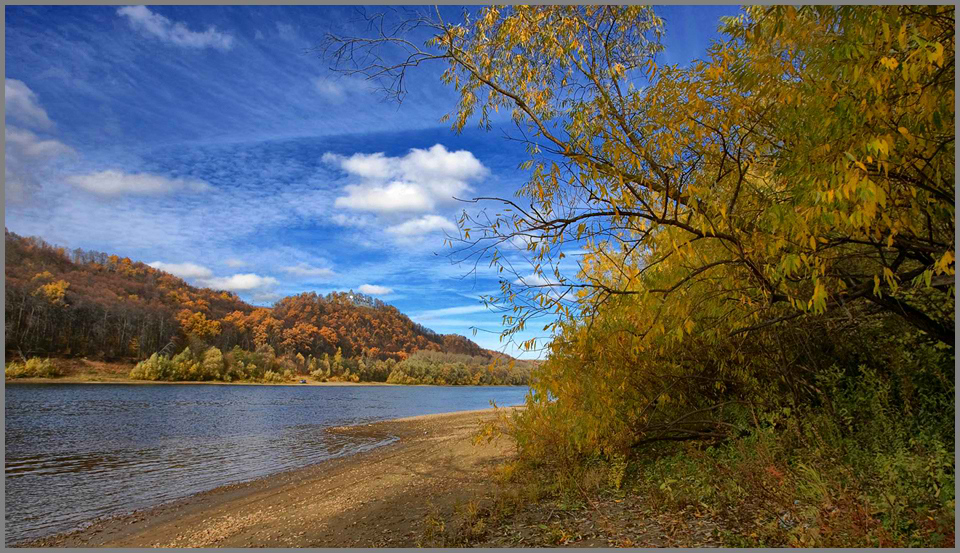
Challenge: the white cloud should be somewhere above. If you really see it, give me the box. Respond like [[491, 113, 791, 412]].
[[330, 213, 375, 228], [65, 170, 212, 197], [275, 22, 297, 42], [5, 79, 54, 130], [5, 126, 73, 159], [386, 214, 458, 237], [510, 235, 538, 251], [146, 260, 278, 296], [411, 317, 495, 329], [514, 273, 558, 287], [280, 263, 335, 278], [4, 81, 73, 203], [200, 273, 278, 291], [254, 29, 264, 40], [313, 78, 346, 101], [338, 181, 434, 213], [117, 6, 235, 51], [357, 284, 393, 295], [326, 144, 487, 214], [251, 290, 283, 304], [5, 126, 75, 203], [413, 304, 491, 320], [312, 76, 374, 104], [148, 261, 213, 279], [225, 258, 247, 268], [401, 144, 488, 186]]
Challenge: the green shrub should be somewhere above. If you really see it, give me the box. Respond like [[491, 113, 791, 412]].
[[262, 369, 286, 383], [201, 347, 224, 380], [170, 347, 200, 380], [130, 353, 175, 380]]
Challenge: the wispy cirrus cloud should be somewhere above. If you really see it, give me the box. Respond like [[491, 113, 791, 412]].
[[514, 272, 561, 287], [147, 261, 213, 279], [5, 79, 54, 130], [357, 284, 393, 295], [5, 127, 75, 203], [148, 260, 276, 292], [386, 214, 457, 237], [280, 263, 336, 279], [412, 304, 492, 321], [66, 170, 212, 197], [275, 21, 298, 42], [4, 81, 75, 203], [200, 273, 278, 291], [117, 6, 235, 51], [313, 75, 375, 104], [147, 258, 282, 302]]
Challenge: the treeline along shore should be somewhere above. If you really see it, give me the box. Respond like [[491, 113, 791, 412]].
[[5, 229, 534, 385]]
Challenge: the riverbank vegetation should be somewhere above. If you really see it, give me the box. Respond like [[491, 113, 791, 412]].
[[126, 343, 532, 385], [4, 358, 63, 379], [5, 230, 527, 383], [6, 346, 534, 385], [385, 350, 531, 385], [326, 4, 954, 547]]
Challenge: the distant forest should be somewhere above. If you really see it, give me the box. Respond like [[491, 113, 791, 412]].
[[4, 230, 526, 384]]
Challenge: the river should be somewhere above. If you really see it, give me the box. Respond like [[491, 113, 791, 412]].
[[4, 383, 528, 544]]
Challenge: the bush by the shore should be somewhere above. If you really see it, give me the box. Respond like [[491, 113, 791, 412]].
[[386, 350, 531, 386], [128, 343, 531, 385], [482, 325, 955, 548], [129, 344, 296, 383], [5, 358, 63, 379]]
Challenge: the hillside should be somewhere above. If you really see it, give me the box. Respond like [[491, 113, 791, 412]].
[[4, 229, 492, 364]]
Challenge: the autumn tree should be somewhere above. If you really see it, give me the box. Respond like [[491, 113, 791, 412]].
[[33, 279, 70, 306], [5, 230, 251, 359], [324, 5, 952, 342], [280, 321, 322, 354], [176, 309, 221, 340], [322, 5, 954, 450]]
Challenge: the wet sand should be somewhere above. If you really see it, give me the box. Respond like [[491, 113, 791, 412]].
[[16, 408, 516, 548]]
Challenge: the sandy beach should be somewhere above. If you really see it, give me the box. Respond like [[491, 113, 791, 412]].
[[16, 408, 516, 548]]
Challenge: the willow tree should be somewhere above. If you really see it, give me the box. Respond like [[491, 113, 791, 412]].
[[322, 5, 954, 450]]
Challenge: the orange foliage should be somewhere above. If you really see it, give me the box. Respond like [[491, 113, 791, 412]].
[[33, 279, 70, 306], [176, 309, 222, 339]]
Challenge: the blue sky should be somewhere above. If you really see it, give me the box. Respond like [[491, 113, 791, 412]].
[[5, 5, 740, 358]]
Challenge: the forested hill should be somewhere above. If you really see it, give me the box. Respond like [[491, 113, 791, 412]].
[[4, 229, 490, 362]]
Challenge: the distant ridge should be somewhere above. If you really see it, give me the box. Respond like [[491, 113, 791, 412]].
[[4, 229, 499, 362]]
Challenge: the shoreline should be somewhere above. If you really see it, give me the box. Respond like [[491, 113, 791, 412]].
[[4, 377, 402, 386], [14, 406, 519, 548], [5, 377, 529, 387]]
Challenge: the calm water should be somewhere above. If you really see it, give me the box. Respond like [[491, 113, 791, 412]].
[[4, 383, 528, 544]]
